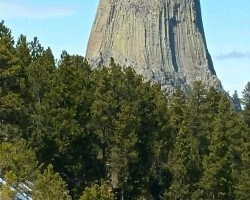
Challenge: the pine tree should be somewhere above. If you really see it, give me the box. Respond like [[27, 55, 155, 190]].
[[196, 96, 242, 200], [16, 34, 32, 68], [24, 47, 57, 160], [34, 54, 93, 198], [236, 82, 250, 199], [235, 139, 250, 200], [189, 81, 207, 116], [232, 90, 242, 112], [80, 182, 114, 200], [32, 165, 71, 200], [165, 107, 201, 199], [25, 47, 55, 104], [0, 140, 39, 197], [167, 88, 189, 152], [242, 82, 250, 126], [0, 170, 18, 200], [29, 37, 44, 60], [90, 64, 140, 195], [0, 21, 24, 141], [187, 82, 211, 156], [197, 87, 224, 156]]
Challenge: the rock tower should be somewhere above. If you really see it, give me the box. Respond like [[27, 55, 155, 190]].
[[86, 0, 222, 91]]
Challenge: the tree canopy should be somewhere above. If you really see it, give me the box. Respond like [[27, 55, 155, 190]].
[[0, 21, 249, 200]]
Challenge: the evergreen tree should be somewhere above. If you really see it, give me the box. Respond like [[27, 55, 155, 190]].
[[167, 88, 187, 151], [0, 170, 18, 200], [36, 54, 93, 198], [0, 140, 39, 197], [187, 82, 211, 156], [16, 34, 32, 68], [25, 47, 55, 105], [232, 90, 242, 112], [166, 90, 202, 199], [80, 182, 114, 200], [168, 88, 186, 131], [235, 139, 250, 200], [24, 47, 57, 162], [32, 165, 71, 200], [198, 87, 225, 155], [0, 22, 249, 200], [29, 37, 44, 60], [242, 82, 250, 126], [90, 64, 140, 197], [196, 96, 242, 200], [189, 81, 207, 116], [0, 21, 24, 141]]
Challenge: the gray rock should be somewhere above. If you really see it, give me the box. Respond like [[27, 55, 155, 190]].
[[86, 0, 222, 92]]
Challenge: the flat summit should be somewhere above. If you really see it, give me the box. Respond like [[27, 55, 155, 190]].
[[86, 0, 222, 91]]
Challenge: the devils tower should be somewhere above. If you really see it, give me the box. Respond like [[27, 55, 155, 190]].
[[86, 0, 222, 91]]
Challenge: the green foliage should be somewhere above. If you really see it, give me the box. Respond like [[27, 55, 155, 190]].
[[40, 54, 93, 198], [16, 34, 32, 68], [242, 82, 250, 108], [0, 21, 25, 142], [0, 170, 18, 200], [32, 165, 71, 200], [242, 82, 250, 126], [0, 140, 39, 198], [80, 182, 114, 200], [0, 23, 249, 200], [90, 65, 141, 187], [0, 140, 39, 181], [197, 98, 235, 199], [232, 90, 242, 112], [166, 121, 201, 199]]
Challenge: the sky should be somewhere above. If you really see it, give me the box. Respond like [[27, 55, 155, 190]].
[[0, 0, 249, 95]]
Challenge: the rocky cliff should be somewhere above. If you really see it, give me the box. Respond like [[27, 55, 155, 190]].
[[86, 0, 222, 91]]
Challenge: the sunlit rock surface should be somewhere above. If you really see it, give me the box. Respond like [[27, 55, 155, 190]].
[[86, 0, 222, 91]]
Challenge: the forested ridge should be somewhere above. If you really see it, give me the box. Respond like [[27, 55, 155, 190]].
[[0, 21, 250, 200]]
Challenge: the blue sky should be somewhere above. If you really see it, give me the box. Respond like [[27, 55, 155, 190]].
[[0, 0, 249, 95]]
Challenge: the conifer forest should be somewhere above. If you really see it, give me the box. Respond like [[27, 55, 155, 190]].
[[0, 21, 250, 199]]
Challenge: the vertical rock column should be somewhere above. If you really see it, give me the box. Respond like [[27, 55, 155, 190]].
[[86, 0, 221, 91]]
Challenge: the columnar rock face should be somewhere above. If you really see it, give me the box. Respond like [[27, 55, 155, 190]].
[[86, 0, 222, 91]]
